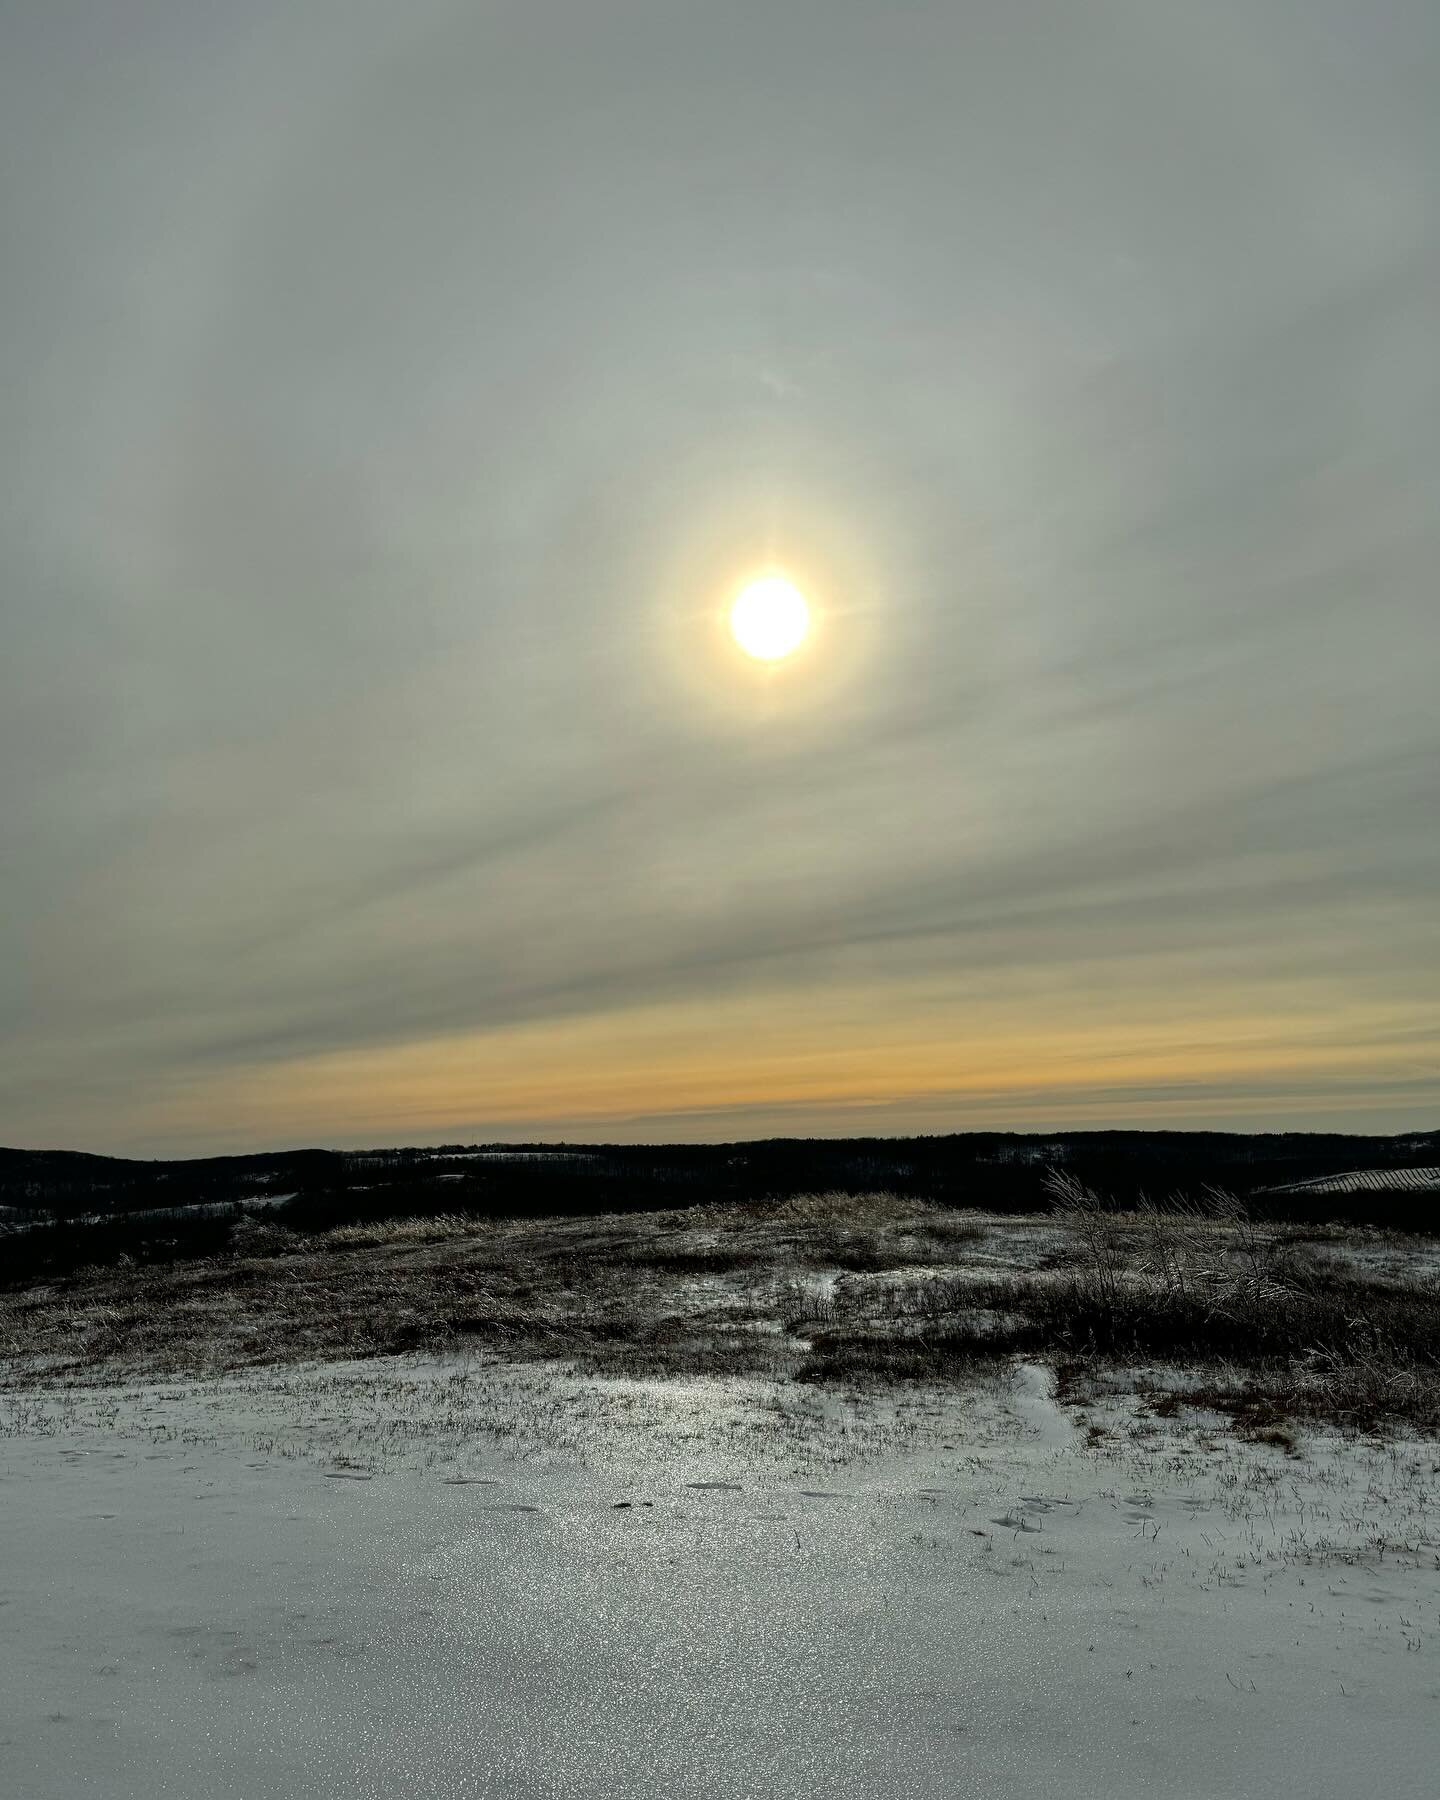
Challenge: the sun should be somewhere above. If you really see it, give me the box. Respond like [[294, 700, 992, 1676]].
[[729, 573, 810, 661]]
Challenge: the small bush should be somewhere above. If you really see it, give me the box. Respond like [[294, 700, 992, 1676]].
[[229, 1218, 299, 1257]]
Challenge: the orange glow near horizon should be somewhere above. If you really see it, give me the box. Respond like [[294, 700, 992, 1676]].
[[109, 973, 1438, 1156]]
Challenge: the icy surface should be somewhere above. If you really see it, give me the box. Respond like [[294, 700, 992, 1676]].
[[1, 1359, 1436, 1799]]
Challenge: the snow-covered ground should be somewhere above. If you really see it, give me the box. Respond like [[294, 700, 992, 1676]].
[[2, 1357, 1436, 1799], [419, 1150, 593, 1162], [1262, 1167, 1440, 1197]]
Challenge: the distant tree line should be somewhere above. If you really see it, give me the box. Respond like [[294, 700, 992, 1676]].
[[2, 1128, 1437, 1287]]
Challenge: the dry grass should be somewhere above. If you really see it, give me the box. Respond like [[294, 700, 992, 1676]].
[[797, 1176, 1440, 1429], [0, 1191, 972, 1387], [3, 1183, 1437, 1432]]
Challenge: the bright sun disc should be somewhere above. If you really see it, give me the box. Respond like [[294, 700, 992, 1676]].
[[729, 575, 810, 661]]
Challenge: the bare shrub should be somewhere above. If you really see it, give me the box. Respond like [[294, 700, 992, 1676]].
[[1045, 1168, 1126, 1306], [229, 1218, 299, 1257], [779, 1279, 839, 1332]]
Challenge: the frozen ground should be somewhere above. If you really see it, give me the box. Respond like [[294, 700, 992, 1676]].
[[2, 1355, 1437, 1799]]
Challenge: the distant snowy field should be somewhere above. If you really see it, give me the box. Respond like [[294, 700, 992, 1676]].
[[1263, 1166, 1440, 1197], [2, 1357, 1436, 1799]]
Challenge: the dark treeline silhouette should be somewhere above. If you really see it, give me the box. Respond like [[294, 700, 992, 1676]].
[[1, 1129, 1436, 1286], [0, 1147, 343, 1219]]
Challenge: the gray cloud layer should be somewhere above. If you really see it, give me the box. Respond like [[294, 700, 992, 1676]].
[[3, 2, 1437, 1149]]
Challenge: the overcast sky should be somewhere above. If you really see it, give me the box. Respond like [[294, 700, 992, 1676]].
[[3, 1, 1437, 1155]]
